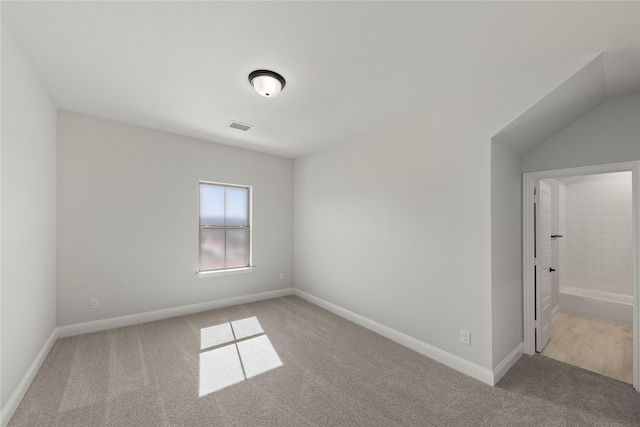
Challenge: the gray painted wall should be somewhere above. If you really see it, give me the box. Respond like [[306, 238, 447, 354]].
[[523, 92, 640, 173], [293, 98, 494, 369], [1, 24, 57, 410], [490, 141, 523, 368], [294, 86, 553, 369], [523, 92, 639, 312], [293, 57, 595, 371], [57, 111, 294, 326]]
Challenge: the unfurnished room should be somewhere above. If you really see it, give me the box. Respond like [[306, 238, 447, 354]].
[[1, 1, 640, 426]]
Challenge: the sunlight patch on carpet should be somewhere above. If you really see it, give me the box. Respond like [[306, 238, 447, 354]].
[[199, 317, 282, 396], [237, 335, 283, 379]]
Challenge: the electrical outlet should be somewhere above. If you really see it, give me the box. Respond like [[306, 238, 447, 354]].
[[280, 273, 285, 280], [89, 298, 99, 310], [460, 330, 471, 346]]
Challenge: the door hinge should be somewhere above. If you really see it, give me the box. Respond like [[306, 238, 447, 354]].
[[535, 320, 540, 329], [534, 257, 538, 266], [534, 195, 540, 203]]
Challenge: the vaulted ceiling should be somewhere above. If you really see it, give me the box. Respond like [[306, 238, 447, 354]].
[[2, 1, 639, 158], [493, 49, 640, 154]]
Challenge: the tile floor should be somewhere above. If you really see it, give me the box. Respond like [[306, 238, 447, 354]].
[[540, 312, 633, 384]]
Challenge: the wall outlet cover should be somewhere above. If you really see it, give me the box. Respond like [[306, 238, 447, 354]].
[[460, 330, 471, 346]]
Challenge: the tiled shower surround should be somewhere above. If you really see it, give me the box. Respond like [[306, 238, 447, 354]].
[[562, 172, 633, 297]]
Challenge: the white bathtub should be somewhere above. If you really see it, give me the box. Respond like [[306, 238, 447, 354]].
[[559, 286, 633, 326]]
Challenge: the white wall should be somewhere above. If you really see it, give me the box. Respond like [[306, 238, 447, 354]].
[[563, 172, 633, 296], [522, 92, 640, 173], [490, 141, 523, 368], [57, 111, 293, 326], [293, 57, 594, 373], [1, 23, 57, 411], [294, 97, 494, 369], [558, 182, 568, 294]]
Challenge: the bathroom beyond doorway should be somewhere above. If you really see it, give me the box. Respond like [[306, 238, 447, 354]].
[[541, 312, 632, 384]]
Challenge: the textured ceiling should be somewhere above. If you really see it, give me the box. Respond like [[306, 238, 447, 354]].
[[2, 1, 639, 158]]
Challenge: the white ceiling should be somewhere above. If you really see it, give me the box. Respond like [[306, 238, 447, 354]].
[[2, 1, 639, 158], [493, 47, 640, 153]]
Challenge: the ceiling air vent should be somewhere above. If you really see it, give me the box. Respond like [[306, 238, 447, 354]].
[[228, 121, 253, 132]]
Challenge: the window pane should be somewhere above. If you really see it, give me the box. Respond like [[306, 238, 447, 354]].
[[225, 186, 248, 226], [200, 185, 225, 226], [226, 228, 249, 268], [200, 228, 225, 270]]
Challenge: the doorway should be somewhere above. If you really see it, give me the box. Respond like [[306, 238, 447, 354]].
[[523, 161, 640, 391], [539, 173, 633, 383]]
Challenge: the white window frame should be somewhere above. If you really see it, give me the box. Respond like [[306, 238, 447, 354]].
[[198, 181, 253, 276]]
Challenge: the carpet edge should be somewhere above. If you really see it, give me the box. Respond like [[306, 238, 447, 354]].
[[57, 287, 295, 338], [293, 288, 497, 386]]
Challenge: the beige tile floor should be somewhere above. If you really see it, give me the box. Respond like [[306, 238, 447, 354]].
[[540, 312, 633, 384]]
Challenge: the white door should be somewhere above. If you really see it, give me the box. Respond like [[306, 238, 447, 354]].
[[536, 180, 553, 352]]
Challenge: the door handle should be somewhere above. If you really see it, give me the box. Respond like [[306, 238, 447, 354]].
[[551, 235, 563, 238], [549, 268, 556, 272]]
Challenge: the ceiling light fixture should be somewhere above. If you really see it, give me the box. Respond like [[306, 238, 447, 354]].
[[248, 70, 286, 98]]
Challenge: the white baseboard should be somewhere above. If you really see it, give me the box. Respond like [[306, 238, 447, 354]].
[[2, 287, 295, 426], [1, 328, 58, 427], [293, 288, 497, 386], [492, 343, 524, 386], [3, 286, 524, 426], [57, 287, 294, 338]]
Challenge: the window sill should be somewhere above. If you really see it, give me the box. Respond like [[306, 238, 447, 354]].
[[197, 267, 255, 278]]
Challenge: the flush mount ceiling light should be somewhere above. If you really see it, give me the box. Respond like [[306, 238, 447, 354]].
[[248, 70, 286, 98]]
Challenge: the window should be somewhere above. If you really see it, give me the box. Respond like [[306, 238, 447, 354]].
[[199, 182, 251, 273]]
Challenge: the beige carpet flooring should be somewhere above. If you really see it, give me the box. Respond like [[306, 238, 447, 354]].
[[541, 312, 633, 384], [8, 295, 640, 426]]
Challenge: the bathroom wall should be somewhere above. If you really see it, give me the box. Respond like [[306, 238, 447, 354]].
[[562, 172, 633, 296], [558, 182, 567, 293]]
